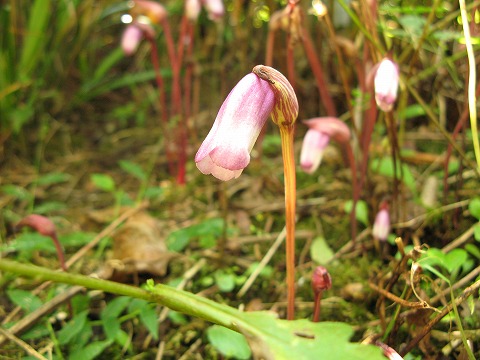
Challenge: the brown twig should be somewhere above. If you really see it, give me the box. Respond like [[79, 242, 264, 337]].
[[369, 282, 430, 309], [400, 279, 480, 356], [0, 327, 47, 360]]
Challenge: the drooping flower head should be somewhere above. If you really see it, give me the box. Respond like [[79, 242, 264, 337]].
[[374, 58, 399, 112], [372, 201, 390, 241], [300, 117, 350, 174], [311, 265, 332, 295], [202, 0, 225, 21], [195, 65, 297, 181], [185, 0, 202, 21], [121, 1, 166, 55]]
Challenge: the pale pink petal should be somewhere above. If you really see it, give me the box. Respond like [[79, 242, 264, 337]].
[[186, 0, 202, 21], [121, 24, 144, 56], [374, 59, 399, 112], [202, 0, 224, 20], [195, 73, 275, 181], [300, 129, 330, 174], [372, 208, 390, 241]]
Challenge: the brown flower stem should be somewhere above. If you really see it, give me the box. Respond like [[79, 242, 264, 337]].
[[286, 35, 296, 89], [265, 28, 275, 66], [51, 234, 67, 272], [147, 36, 175, 176], [345, 143, 358, 241], [312, 291, 322, 322], [279, 126, 297, 320], [301, 28, 336, 117]]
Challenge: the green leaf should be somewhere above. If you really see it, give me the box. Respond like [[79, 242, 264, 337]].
[[57, 311, 89, 345], [214, 270, 236, 292], [207, 325, 252, 360], [474, 224, 480, 241], [33, 201, 67, 214], [128, 299, 159, 340], [140, 305, 159, 340], [344, 200, 369, 226], [444, 249, 468, 274], [371, 157, 417, 194], [465, 243, 480, 259], [310, 237, 335, 265], [468, 198, 480, 220], [167, 230, 191, 252], [102, 296, 131, 319], [101, 296, 131, 341], [1, 184, 33, 201], [69, 340, 113, 360], [118, 160, 147, 181], [90, 173, 116, 192], [36, 172, 71, 186], [238, 314, 384, 360], [6, 289, 43, 313]]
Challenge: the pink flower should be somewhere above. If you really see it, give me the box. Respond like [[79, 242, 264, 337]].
[[121, 24, 144, 56], [202, 0, 224, 21], [133, 0, 167, 24], [372, 202, 390, 241], [375, 342, 404, 360], [374, 59, 399, 112], [195, 73, 275, 181], [185, 0, 202, 21], [311, 266, 332, 294], [300, 117, 350, 174]]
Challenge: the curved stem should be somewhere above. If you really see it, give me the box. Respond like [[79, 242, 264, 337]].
[[345, 143, 358, 241], [0, 259, 257, 336], [279, 126, 297, 320]]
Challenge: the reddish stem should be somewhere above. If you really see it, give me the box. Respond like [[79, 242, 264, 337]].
[[312, 291, 322, 322], [301, 28, 337, 117], [345, 143, 359, 242]]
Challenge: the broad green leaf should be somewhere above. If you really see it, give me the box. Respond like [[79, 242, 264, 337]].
[[101, 296, 131, 341], [237, 313, 384, 360], [245, 262, 273, 278], [207, 325, 252, 360], [167, 230, 191, 252], [140, 305, 159, 340], [371, 158, 417, 194], [33, 201, 67, 214], [90, 173, 116, 192], [344, 199, 369, 226], [444, 249, 468, 274], [128, 299, 159, 340], [6, 289, 43, 313], [468, 198, 480, 220], [1, 233, 55, 257], [214, 270, 236, 292], [36, 172, 71, 186], [101, 296, 131, 319], [102, 316, 121, 342], [118, 160, 147, 181], [69, 340, 113, 360], [474, 224, 480, 241], [1, 184, 33, 201], [58, 311, 89, 345], [60, 232, 94, 248], [465, 243, 480, 259], [310, 237, 335, 265]]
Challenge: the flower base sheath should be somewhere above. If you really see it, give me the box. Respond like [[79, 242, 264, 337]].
[[195, 73, 275, 181]]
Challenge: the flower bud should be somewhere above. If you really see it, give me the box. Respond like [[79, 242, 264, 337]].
[[16, 214, 57, 238], [311, 266, 332, 295], [374, 58, 399, 112], [372, 202, 390, 241], [300, 117, 350, 173]]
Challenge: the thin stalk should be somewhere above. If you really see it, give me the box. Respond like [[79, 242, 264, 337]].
[[0, 259, 259, 337], [312, 292, 322, 322], [279, 126, 297, 320], [301, 28, 337, 117], [265, 28, 275, 66], [345, 144, 358, 241], [459, 0, 480, 173], [286, 35, 296, 89]]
